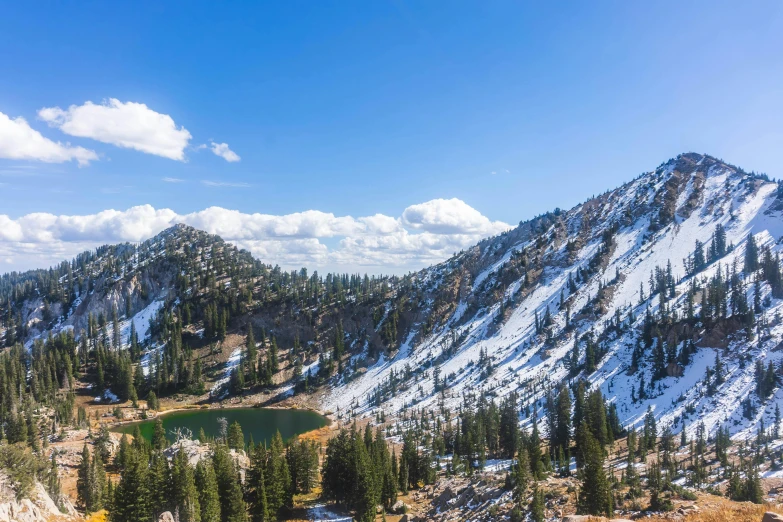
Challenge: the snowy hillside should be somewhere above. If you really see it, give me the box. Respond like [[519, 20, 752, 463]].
[[325, 153, 783, 441], [4, 152, 783, 443]]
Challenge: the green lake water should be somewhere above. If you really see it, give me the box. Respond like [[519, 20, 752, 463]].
[[115, 408, 328, 445]]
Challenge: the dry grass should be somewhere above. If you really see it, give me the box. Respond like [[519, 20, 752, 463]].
[[644, 499, 783, 522], [685, 504, 782, 522]]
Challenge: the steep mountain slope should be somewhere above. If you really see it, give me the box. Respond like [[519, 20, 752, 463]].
[[2, 152, 782, 444], [326, 153, 783, 441]]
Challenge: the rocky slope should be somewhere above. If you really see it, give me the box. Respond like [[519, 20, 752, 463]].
[[3, 152, 783, 445], [326, 153, 783, 443]]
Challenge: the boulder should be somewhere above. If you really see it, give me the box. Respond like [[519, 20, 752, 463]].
[[762, 513, 783, 522], [392, 500, 410, 514], [479, 488, 502, 502], [434, 486, 456, 508]]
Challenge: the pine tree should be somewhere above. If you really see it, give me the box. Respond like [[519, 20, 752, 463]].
[[530, 483, 545, 522], [265, 431, 292, 516], [152, 418, 167, 450], [46, 455, 62, 509], [149, 451, 171, 519], [112, 448, 150, 522], [352, 431, 378, 522], [745, 233, 759, 273], [513, 441, 529, 502], [147, 391, 159, 411], [227, 421, 244, 450], [499, 392, 520, 459], [195, 460, 221, 522], [171, 450, 201, 522], [212, 443, 248, 522], [552, 385, 572, 460], [576, 425, 611, 517], [248, 445, 270, 522], [76, 443, 94, 512], [528, 412, 544, 479]]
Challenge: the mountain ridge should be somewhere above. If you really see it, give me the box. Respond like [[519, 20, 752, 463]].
[[323, 152, 783, 443], [2, 152, 783, 444]]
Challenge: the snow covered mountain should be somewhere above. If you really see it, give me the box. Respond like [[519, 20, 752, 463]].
[[325, 152, 783, 441], [3, 152, 783, 441]]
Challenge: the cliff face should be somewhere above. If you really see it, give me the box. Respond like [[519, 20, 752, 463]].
[[0, 482, 77, 522]]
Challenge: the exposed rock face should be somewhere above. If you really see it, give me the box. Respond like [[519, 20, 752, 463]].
[[158, 511, 175, 522], [163, 439, 249, 480], [0, 483, 72, 522], [164, 438, 211, 467], [762, 512, 783, 522]]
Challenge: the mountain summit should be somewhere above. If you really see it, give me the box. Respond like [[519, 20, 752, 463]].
[[2, 153, 783, 441], [326, 152, 783, 441]]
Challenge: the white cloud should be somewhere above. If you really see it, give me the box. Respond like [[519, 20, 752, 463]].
[[38, 99, 192, 161], [209, 141, 240, 162], [0, 111, 97, 166], [201, 180, 251, 188], [181, 207, 363, 239], [162, 177, 185, 183], [402, 198, 510, 235], [0, 199, 511, 273]]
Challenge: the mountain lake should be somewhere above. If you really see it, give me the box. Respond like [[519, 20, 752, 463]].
[[115, 407, 329, 445]]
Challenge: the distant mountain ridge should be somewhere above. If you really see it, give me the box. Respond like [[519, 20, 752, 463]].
[[3, 152, 783, 441]]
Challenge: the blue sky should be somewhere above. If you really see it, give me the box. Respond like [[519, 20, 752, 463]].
[[1, 2, 782, 273]]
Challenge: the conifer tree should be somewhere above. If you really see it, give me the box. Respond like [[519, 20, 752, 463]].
[[265, 431, 292, 516], [227, 421, 244, 450], [530, 482, 545, 522], [112, 448, 150, 522], [151, 418, 167, 450], [149, 451, 171, 519], [512, 441, 529, 502], [195, 460, 221, 522], [171, 450, 201, 522], [212, 443, 248, 522], [248, 445, 270, 522], [745, 233, 759, 273], [576, 425, 611, 517], [76, 443, 97, 513]]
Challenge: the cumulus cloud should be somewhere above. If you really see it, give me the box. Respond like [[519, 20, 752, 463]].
[[402, 198, 510, 235], [38, 99, 192, 161], [209, 141, 240, 162], [0, 111, 97, 166], [0, 199, 511, 273]]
